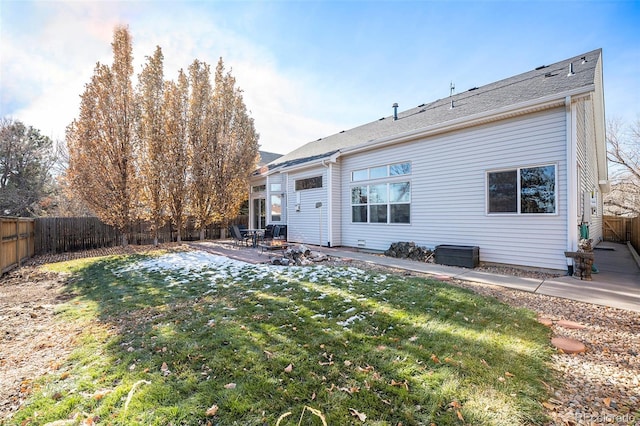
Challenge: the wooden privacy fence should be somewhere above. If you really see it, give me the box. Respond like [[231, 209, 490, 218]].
[[1, 217, 35, 275], [34, 216, 248, 255], [603, 215, 640, 253]]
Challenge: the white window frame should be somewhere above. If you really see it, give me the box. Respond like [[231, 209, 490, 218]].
[[486, 163, 558, 215], [350, 180, 411, 224]]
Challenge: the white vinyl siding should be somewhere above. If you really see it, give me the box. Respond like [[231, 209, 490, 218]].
[[286, 167, 328, 246], [576, 98, 603, 242], [330, 161, 342, 246], [340, 108, 569, 270]]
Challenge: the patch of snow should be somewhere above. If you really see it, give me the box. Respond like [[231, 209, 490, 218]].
[[337, 315, 364, 328]]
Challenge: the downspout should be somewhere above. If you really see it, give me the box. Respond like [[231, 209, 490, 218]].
[[321, 159, 331, 247], [566, 96, 578, 272]]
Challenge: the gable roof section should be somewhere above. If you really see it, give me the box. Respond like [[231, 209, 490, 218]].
[[264, 49, 602, 173], [258, 150, 283, 166]]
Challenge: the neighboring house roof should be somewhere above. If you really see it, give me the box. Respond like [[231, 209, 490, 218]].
[[258, 150, 283, 166], [263, 49, 602, 173]]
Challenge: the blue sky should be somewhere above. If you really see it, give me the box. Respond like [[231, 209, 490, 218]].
[[1, 0, 639, 154]]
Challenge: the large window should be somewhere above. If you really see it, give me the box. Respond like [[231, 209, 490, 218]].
[[351, 182, 411, 224], [487, 164, 556, 214], [295, 176, 322, 191]]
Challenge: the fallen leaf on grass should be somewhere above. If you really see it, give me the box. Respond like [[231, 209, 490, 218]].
[[224, 383, 236, 389], [542, 401, 558, 411], [430, 354, 440, 364], [161, 362, 171, 376], [284, 363, 293, 373], [456, 409, 465, 421], [356, 365, 375, 373], [390, 379, 409, 391], [92, 389, 112, 400], [349, 408, 367, 422], [205, 404, 219, 416], [339, 386, 360, 395], [263, 350, 274, 359], [504, 371, 515, 377]]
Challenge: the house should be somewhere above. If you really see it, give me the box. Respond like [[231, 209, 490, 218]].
[[249, 49, 608, 271]]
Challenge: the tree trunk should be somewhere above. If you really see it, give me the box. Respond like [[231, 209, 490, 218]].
[[199, 228, 205, 241]]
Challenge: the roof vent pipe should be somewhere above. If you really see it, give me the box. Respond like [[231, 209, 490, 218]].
[[568, 62, 575, 76], [392, 103, 399, 120], [450, 99, 454, 109]]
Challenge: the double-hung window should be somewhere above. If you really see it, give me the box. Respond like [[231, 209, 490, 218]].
[[487, 164, 557, 214]]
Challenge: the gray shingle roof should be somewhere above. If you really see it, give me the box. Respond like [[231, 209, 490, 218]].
[[267, 49, 601, 171], [258, 150, 282, 166]]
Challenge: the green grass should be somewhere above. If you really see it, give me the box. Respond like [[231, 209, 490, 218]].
[[9, 250, 555, 425]]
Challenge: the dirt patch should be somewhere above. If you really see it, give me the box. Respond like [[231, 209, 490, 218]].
[[0, 266, 81, 418]]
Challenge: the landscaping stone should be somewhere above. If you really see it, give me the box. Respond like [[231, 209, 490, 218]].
[[557, 319, 587, 330], [551, 337, 587, 354], [537, 317, 553, 327]]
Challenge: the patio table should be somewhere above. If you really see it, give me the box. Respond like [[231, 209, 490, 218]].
[[243, 229, 264, 248]]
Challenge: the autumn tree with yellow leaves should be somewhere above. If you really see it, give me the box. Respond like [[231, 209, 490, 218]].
[[209, 58, 259, 234], [162, 70, 190, 242], [187, 60, 218, 240], [66, 25, 137, 246], [187, 58, 260, 240], [136, 46, 166, 245], [66, 26, 259, 244]]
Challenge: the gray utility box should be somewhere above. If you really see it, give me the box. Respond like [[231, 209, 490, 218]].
[[435, 245, 479, 268]]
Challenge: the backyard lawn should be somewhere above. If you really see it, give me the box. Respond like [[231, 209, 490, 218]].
[[10, 249, 554, 425]]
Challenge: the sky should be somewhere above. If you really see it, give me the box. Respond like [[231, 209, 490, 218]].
[[1, 0, 639, 155]]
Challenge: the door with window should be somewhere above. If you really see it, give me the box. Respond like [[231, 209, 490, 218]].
[[253, 198, 266, 229]]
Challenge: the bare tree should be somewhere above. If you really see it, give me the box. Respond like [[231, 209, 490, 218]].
[[605, 117, 640, 216], [163, 70, 190, 242], [0, 118, 56, 216], [66, 25, 137, 245], [136, 46, 166, 245]]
